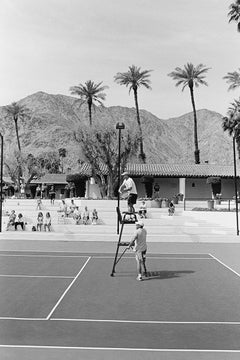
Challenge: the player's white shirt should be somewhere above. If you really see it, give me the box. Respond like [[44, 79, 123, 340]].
[[132, 228, 147, 252], [122, 178, 137, 195]]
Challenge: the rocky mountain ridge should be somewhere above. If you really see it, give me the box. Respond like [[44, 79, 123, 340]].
[[0, 91, 234, 172]]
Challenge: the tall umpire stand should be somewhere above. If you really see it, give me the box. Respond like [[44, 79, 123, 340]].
[[110, 207, 138, 276]]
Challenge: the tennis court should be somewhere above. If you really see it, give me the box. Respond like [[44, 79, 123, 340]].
[[0, 250, 240, 359]]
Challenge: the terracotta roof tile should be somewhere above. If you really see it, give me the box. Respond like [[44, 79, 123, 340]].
[[31, 174, 68, 184], [125, 163, 239, 178]]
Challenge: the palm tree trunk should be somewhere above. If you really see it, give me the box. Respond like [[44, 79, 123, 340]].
[[88, 101, 92, 126], [14, 118, 21, 152], [189, 86, 200, 164], [133, 89, 146, 162]]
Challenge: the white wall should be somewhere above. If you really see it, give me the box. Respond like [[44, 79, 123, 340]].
[[186, 178, 212, 199], [135, 177, 179, 198]]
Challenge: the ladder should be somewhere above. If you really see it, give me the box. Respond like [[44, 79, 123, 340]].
[[110, 207, 138, 276]]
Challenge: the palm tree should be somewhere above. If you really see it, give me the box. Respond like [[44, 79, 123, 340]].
[[228, 0, 240, 32], [222, 98, 240, 154], [223, 69, 240, 91], [58, 148, 66, 173], [4, 102, 30, 152], [114, 65, 152, 162], [69, 80, 108, 126], [168, 63, 210, 164]]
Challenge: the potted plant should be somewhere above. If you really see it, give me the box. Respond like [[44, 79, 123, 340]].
[[151, 197, 162, 208], [172, 195, 179, 204], [177, 193, 184, 201], [162, 198, 170, 207]]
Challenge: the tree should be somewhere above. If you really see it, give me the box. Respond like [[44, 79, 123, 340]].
[[58, 148, 67, 173], [114, 65, 152, 162], [74, 123, 140, 198], [223, 68, 240, 91], [168, 63, 210, 164], [222, 98, 240, 155], [4, 102, 31, 152], [69, 80, 108, 126], [228, 0, 240, 32]]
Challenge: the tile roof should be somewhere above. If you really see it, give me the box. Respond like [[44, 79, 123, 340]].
[[30, 163, 240, 183], [125, 163, 239, 178], [31, 174, 68, 184], [78, 163, 109, 177]]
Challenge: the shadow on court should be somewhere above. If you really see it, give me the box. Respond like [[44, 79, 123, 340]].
[[145, 270, 195, 280]]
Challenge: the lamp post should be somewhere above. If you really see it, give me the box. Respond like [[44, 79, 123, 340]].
[[116, 122, 125, 234], [0, 133, 3, 232], [233, 127, 239, 236]]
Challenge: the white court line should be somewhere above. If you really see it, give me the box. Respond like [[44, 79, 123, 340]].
[[0, 317, 46, 321], [209, 253, 240, 278], [0, 274, 74, 278], [0, 254, 213, 260], [51, 318, 240, 325], [46, 256, 91, 320], [0, 317, 239, 325], [0, 345, 239, 353], [0, 254, 89, 258]]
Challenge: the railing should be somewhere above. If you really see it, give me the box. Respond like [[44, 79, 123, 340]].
[[183, 198, 236, 211]]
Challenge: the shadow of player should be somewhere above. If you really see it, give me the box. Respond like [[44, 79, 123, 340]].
[[145, 270, 195, 280]]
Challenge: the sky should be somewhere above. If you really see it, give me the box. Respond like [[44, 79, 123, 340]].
[[0, 0, 239, 119]]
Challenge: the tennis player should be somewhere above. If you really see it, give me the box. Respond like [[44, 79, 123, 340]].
[[128, 220, 147, 281], [119, 172, 138, 213]]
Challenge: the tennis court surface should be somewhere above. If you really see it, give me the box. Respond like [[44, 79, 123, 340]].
[[0, 251, 240, 359]]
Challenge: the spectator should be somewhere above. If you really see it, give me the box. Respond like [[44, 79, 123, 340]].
[[36, 198, 42, 210], [49, 186, 56, 205], [168, 201, 175, 216], [138, 201, 147, 218], [36, 185, 41, 198], [59, 199, 68, 217], [91, 209, 98, 225], [20, 182, 25, 199], [44, 212, 51, 232], [82, 206, 89, 225], [41, 183, 47, 199], [73, 206, 81, 225], [15, 213, 25, 231], [37, 212, 44, 231], [6, 210, 16, 231], [69, 199, 77, 216]]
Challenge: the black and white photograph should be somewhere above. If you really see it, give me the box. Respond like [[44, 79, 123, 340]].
[[0, 0, 239, 359]]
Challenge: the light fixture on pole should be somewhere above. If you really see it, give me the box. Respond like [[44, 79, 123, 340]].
[[233, 123, 240, 236], [0, 133, 3, 233], [116, 122, 125, 234]]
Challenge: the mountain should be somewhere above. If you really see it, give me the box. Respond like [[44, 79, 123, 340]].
[[0, 91, 235, 171]]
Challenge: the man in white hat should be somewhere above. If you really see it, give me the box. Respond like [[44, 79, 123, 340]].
[[128, 220, 147, 281], [119, 172, 138, 213]]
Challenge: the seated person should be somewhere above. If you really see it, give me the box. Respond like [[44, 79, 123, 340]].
[[15, 213, 25, 231], [58, 200, 68, 217], [6, 210, 16, 230], [44, 212, 51, 232], [82, 206, 90, 225], [73, 207, 81, 225], [68, 199, 77, 217], [168, 201, 175, 216], [91, 209, 98, 225], [138, 201, 147, 218], [37, 211, 44, 231]]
